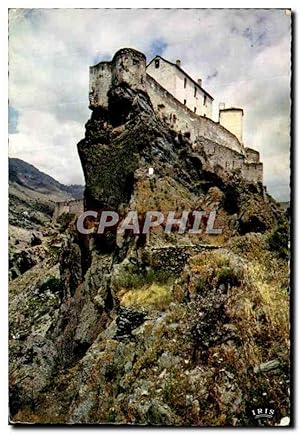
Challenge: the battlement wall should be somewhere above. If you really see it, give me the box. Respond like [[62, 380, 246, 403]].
[[245, 147, 260, 163], [88, 48, 263, 184], [53, 199, 84, 220], [146, 74, 244, 154], [89, 49, 244, 155], [193, 137, 263, 183]]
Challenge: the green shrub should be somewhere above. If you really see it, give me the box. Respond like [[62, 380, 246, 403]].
[[217, 266, 241, 288], [267, 224, 289, 259], [190, 252, 243, 293], [57, 212, 76, 231], [39, 276, 61, 294], [113, 268, 174, 290]]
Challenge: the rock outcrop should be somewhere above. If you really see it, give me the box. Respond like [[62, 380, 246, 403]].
[[9, 48, 290, 426]]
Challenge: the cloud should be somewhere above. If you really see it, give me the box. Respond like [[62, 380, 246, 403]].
[[9, 110, 85, 184], [8, 9, 291, 200]]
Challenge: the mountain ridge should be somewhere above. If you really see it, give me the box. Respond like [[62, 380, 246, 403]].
[[9, 157, 84, 199], [9, 157, 84, 229]]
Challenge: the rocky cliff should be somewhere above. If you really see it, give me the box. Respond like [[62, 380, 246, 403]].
[[9, 50, 290, 426]]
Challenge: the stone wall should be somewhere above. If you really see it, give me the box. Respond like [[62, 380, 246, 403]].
[[193, 137, 263, 183], [89, 61, 112, 109], [53, 199, 84, 220], [146, 244, 222, 274], [241, 162, 263, 183], [89, 48, 147, 110], [147, 57, 213, 118], [245, 147, 260, 163], [194, 137, 245, 171], [88, 48, 263, 184], [146, 74, 244, 154], [111, 48, 147, 91]]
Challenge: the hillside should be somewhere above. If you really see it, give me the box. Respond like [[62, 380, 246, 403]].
[[9, 55, 290, 426], [9, 157, 83, 229]]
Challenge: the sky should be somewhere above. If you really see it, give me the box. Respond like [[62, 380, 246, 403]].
[[8, 8, 291, 201]]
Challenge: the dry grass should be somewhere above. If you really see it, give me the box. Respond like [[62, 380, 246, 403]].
[[228, 260, 289, 366], [176, 242, 290, 424], [120, 283, 173, 311]]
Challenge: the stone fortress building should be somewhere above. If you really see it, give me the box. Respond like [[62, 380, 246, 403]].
[[55, 47, 263, 220], [53, 199, 84, 220], [147, 56, 214, 118], [89, 48, 263, 185]]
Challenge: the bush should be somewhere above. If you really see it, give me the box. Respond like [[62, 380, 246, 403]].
[[190, 252, 243, 294], [113, 267, 173, 291], [57, 212, 76, 231], [113, 267, 174, 311], [267, 224, 289, 259], [39, 276, 61, 294]]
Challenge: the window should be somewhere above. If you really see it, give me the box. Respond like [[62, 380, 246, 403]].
[[155, 59, 160, 68], [194, 107, 197, 113], [184, 99, 186, 105], [203, 95, 207, 105], [194, 87, 197, 97], [184, 78, 187, 88]]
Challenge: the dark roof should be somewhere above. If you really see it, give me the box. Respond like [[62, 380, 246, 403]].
[[219, 107, 244, 115], [245, 147, 259, 154], [147, 55, 214, 100]]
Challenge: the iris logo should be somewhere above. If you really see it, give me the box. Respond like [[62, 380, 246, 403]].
[[251, 407, 275, 420]]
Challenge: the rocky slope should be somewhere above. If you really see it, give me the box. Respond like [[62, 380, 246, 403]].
[[9, 59, 290, 426], [9, 158, 84, 280], [9, 157, 83, 229]]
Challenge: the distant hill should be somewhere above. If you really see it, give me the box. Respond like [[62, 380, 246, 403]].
[[9, 158, 84, 199], [9, 157, 84, 228]]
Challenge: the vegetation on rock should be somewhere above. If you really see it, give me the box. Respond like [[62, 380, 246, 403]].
[[9, 67, 290, 426]]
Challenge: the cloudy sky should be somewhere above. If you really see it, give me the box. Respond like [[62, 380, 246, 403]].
[[9, 8, 291, 201]]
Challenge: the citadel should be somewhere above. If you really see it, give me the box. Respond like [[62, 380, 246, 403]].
[[54, 47, 263, 219], [89, 48, 263, 184]]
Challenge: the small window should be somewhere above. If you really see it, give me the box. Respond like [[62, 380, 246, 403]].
[[194, 107, 197, 113], [203, 95, 207, 105], [194, 87, 197, 97], [184, 99, 187, 105], [155, 59, 160, 69], [184, 78, 187, 88]]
